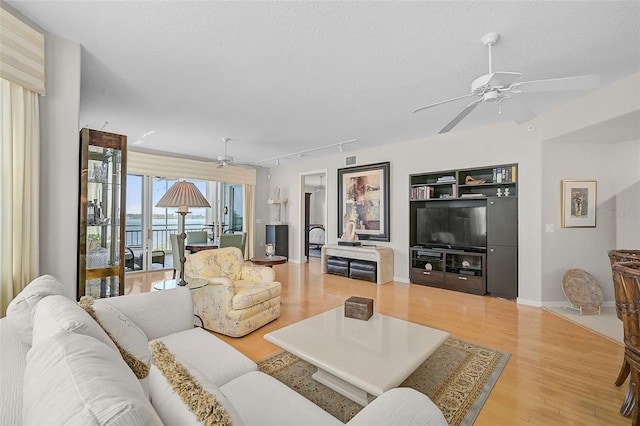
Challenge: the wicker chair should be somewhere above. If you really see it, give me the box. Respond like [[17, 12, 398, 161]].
[[612, 260, 640, 424], [609, 249, 640, 412]]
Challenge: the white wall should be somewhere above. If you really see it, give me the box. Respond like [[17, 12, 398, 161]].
[[303, 186, 326, 225], [614, 139, 640, 248], [540, 140, 618, 303], [39, 33, 81, 299], [253, 166, 271, 254]]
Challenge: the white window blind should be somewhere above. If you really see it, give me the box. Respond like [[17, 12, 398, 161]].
[[0, 8, 45, 95], [128, 150, 256, 185]]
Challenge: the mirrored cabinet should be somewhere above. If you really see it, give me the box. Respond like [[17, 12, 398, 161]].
[[78, 128, 127, 299]]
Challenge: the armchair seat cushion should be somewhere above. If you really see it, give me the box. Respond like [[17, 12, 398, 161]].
[[232, 281, 282, 310]]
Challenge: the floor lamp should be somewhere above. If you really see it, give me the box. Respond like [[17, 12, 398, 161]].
[[156, 181, 211, 285]]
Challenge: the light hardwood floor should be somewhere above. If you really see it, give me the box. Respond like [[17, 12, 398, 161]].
[[126, 259, 627, 425]]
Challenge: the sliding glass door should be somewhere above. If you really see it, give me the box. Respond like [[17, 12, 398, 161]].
[[125, 176, 240, 274]]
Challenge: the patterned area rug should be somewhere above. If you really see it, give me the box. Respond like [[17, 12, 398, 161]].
[[258, 337, 509, 426]]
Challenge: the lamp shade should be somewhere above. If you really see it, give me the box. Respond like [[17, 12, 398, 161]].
[[155, 181, 211, 209]]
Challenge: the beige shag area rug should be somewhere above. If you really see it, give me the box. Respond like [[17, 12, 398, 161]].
[[258, 337, 509, 426]]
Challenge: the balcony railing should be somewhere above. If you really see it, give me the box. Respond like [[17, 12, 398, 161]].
[[125, 224, 206, 251]]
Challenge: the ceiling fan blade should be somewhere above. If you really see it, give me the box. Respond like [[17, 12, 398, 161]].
[[413, 93, 477, 113], [486, 72, 522, 88], [510, 74, 600, 93], [439, 99, 483, 134], [499, 98, 537, 124]]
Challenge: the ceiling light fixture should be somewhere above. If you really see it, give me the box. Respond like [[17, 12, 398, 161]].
[[256, 138, 359, 166]]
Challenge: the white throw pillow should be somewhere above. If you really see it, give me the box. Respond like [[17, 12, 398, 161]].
[[23, 331, 162, 425], [148, 344, 244, 426], [5, 274, 64, 345], [92, 302, 151, 396], [31, 295, 118, 353]]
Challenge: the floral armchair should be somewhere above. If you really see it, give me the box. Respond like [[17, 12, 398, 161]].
[[184, 247, 281, 337]]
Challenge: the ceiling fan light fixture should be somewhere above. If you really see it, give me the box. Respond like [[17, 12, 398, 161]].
[[213, 137, 235, 168], [483, 90, 499, 102]]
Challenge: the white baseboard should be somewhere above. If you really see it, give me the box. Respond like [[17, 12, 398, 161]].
[[516, 298, 542, 307], [542, 300, 615, 308]]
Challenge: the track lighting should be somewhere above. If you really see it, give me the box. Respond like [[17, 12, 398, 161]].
[[254, 138, 359, 166]]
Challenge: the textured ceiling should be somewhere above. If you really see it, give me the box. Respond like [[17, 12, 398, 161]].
[[6, 1, 640, 165]]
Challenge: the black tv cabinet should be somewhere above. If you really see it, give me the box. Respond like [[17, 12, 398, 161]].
[[410, 247, 486, 295], [409, 164, 518, 298]]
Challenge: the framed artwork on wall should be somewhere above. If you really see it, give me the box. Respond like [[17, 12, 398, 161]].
[[561, 179, 597, 228], [337, 162, 390, 241]]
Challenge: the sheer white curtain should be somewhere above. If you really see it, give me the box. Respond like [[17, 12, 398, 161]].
[[1, 79, 40, 317], [243, 184, 255, 259]]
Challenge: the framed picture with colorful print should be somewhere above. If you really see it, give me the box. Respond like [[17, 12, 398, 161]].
[[337, 162, 390, 241]]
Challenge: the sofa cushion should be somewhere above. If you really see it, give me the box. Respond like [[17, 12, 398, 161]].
[[149, 341, 243, 426], [23, 331, 162, 425], [347, 388, 448, 425], [94, 287, 194, 340], [221, 371, 341, 426], [84, 297, 151, 396], [5, 274, 64, 345], [156, 327, 257, 386], [31, 295, 119, 354], [232, 281, 282, 309], [0, 319, 28, 426]]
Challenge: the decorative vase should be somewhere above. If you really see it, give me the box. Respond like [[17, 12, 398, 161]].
[[265, 243, 275, 258]]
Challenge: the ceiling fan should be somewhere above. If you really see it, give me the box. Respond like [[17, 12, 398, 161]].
[[213, 137, 234, 169], [413, 33, 600, 134], [314, 175, 325, 192]]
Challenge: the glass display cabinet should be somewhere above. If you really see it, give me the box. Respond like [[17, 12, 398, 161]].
[[77, 128, 127, 299]]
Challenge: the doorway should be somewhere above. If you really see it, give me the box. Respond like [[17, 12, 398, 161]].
[[300, 171, 327, 263]]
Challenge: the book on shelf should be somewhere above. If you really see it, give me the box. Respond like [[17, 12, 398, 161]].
[[492, 165, 516, 183], [410, 185, 434, 200], [460, 193, 485, 198]]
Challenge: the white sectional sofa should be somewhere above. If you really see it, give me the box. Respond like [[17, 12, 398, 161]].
[[0, 275, 448, 425]]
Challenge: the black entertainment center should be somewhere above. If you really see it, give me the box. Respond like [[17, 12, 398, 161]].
[[409, 164, 518, 299]]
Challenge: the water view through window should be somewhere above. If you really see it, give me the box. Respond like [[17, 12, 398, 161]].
[[124, 175, 243, 272]]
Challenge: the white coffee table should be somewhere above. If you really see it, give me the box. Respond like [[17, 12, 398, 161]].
[[264, 306, 449, 406]]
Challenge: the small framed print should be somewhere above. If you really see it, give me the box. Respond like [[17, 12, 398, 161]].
[[561, 180, 597, 228]]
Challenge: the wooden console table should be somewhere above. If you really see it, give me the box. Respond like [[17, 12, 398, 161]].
[[321, 244, 394, 285]]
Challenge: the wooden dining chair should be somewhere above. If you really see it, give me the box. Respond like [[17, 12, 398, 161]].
[[612, 260, 640, 424]]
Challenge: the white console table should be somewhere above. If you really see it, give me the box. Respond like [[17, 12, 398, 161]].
[[321, 244, 394, 285]]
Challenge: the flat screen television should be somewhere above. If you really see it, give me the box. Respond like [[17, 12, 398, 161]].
[[416, 205, 487, 251]]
